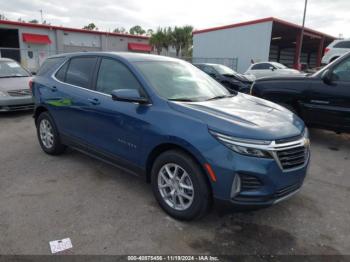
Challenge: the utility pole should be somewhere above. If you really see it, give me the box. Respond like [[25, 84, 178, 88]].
[[39, 9, 43, 24], [296, 0, 308, 69]]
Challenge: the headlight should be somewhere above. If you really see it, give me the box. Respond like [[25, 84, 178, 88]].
[[0, 91, 8, 97], [210, 130, 273, 158], [303, 127, 309, 139]]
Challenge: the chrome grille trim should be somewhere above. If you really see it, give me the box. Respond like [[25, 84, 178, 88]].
[[7, 89, 32, 97]]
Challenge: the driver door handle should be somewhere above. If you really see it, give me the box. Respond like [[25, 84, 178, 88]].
[[88, 98, 100, 105]]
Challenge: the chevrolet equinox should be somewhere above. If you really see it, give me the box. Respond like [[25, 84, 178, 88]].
[[32, 52, 310, 220]]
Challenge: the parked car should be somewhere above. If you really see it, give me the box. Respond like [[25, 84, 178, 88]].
[[0, 58, 33, 112], [251, 52, 350, 133], [322, 39, 350, 64], [194, 63, 254, 93], [245, 62, 302, 79], [32, 52, 310, 220]]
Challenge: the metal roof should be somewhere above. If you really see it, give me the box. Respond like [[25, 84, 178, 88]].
[[0, 19, 149, 40], [193, 17, 336, 39]]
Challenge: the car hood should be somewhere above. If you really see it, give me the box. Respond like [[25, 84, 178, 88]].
[[0, 77, 32, 91], [256, 75, 310, 82], [169, 93, 304, 141], [222, 74, 253, 83]]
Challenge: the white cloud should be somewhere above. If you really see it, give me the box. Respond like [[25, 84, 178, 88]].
[[1, 0, 349, 37]]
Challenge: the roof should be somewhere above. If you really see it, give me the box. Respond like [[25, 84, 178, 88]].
[[193, 17, 336, 39], [0, 19, 149, 40], [48, 51, 181, 62]]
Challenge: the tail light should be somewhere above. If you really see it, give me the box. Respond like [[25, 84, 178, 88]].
[[324, 47, 330, 55], [29, 79, 34, 91]]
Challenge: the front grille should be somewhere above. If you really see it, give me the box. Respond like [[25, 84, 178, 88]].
[[274, 183, 301, 199], [0, 103, 34, 111], [7, 89, 32, 97], [275, 134, 302, 144], [240, 174, 263, 191], [276, 146, 308, 170]]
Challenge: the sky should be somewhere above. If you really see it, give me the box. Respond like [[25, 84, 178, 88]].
[[1, 0, 349, 38]]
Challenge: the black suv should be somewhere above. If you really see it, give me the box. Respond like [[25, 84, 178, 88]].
[[194, 63, 254, 93], [251, 52, 350, 133]]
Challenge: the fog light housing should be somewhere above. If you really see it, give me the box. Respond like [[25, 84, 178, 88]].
[[231, 174, 241, 198]]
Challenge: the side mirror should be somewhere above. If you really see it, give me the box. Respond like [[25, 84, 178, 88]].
[[321, 69, 333, 85], [111, 89, 149, 104], [269, 66, 275, 71]]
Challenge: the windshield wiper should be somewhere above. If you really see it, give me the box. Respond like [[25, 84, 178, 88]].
[[169, 98, 195, 102], [206, 95, 234, 101]]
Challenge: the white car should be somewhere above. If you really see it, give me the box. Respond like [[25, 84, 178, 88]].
[[321, 39, 350, 65], [245, 62, 301, 79]]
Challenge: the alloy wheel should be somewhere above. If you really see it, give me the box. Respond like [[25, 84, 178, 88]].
[[39, 119, 54, 149], [157, 163, 194, 211]]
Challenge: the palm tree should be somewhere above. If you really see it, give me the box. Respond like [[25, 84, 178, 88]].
[[162, 27, 173, 55], [150, 29, 165, 55], [181, 25, 193, 57], [171, 26, 184, 57]]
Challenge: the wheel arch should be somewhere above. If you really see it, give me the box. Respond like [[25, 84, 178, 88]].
[[34, 105, 49, 124], [145, 142, 212, 194]]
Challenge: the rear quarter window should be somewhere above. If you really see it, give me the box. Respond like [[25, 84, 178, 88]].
[[37, 57, 66, 76], [334, 41, 350, 49]]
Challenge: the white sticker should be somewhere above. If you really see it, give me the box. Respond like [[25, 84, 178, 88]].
[[49, 238, 73, 254], [7, 62, 20, 68]]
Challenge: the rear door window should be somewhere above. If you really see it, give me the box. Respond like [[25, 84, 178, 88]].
[[65, 57, 97, 89]]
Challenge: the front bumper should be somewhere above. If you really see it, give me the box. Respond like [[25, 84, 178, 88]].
[[0, 96, 34, 112], [204, 139, 310, 207]]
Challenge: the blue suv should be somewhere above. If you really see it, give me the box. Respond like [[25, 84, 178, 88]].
[[32, 52, 310, 220]]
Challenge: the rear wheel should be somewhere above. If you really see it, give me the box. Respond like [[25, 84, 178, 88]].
[[36, 112, 66, 155], [151, 150, 211, 220]]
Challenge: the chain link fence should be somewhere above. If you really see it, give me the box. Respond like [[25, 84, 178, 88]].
[[0, 47, 240, 73], [183, 57, 239, 71]]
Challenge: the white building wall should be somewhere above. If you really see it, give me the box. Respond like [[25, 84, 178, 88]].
[[0, 22, 150, 72], [193, 21, 273, 73]]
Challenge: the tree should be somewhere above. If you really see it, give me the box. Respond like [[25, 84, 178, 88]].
[[146, 29, 154, 36], [83, 23, 98, 30], [162, 27, 173, 55], [171, 26, 184, 57], [28, 19, 39, 24], [149, 28, 165, 55], [113, 27, 126, 34], [170, 25, 193, 57], [129, 25, 145, 35], [0, 14, 7, 20], [181, 25, 193, 57]]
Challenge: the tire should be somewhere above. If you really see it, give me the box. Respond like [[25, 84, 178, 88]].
[[151, 150, 211, 221], [36, 112, 66, 155]]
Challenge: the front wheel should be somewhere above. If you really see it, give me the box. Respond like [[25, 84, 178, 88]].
[[151, 150, 211, 220]]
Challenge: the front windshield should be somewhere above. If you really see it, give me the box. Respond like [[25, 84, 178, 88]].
[[212, 64, 237, 75], [135, 61, 230, 102], [0, 61, 30, 78]]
